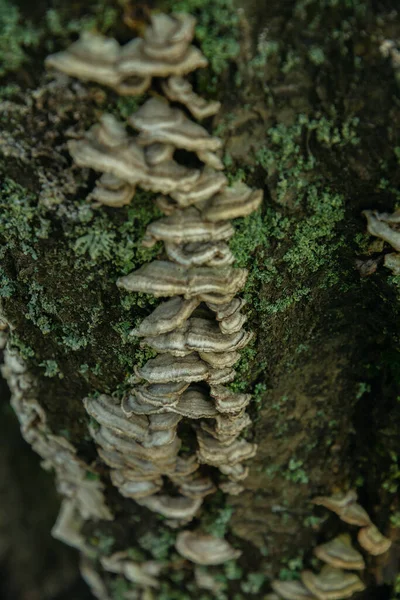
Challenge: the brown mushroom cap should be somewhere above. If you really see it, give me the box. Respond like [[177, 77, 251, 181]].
[[141, 317, 252, 356], [142, 206, 234, 247], [200, 183, 263, 222], [129, 98, 222, 154], [175, 530, 241, 565], [84, 395, 149, 442], [314, 534, 365, 570], [312, 490, 371, 526], [219, 481, 245, 495], [136, 494, 202, 520], [170, 168, 227, 207], [89, 173, 136, 207], [132, 297, 200, 338], [111, 472, 163, 499], [363, 209, 400, 251], [196, 429, 257, 466], [117, 261, 248, 303], [357, 524, 392, 556], [210, 385, 252, 413], [271, 579, 316, 599], [165, 241, 235, 267], [118, 13, 207, 78], [301, 566, 365, 600], [162, 76, 221, 120]]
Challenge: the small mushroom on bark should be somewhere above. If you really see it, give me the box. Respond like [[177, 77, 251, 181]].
[[142, 207, 234, 247], [175, 530, 241, 565], [129, 98, 222, 167], [117, 260, 248, 303], [312, 490, 371, 526], [199, 183, 263, 222], [357, 525, 392, 556], [301, 566, 365, 600], [314, 534, 365, 570], [363, 209, 400, 251], [271, 579, 316, 599], [132, 297, 200, 337], [136, 494, 202, 520], [162, 76, 221, 120]]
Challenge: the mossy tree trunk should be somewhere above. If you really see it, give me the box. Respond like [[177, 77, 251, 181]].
[[1, 0, 400, 598]]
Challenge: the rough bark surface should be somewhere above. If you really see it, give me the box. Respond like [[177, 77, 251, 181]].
[[1, 0, 400, 598]]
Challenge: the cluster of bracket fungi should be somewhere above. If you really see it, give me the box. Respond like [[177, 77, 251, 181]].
[[1, 10, 394, 600], [46, 9, 261, 592], [269, 489, 391, 600]]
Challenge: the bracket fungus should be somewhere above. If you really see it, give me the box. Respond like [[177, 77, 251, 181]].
[[175, 531, 241, 565], [301, 566, 365, 600], [313, 534, 365, 570], [42, 7, 264, 587]]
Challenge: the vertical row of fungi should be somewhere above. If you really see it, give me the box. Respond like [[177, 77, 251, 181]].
[[46, 12, 262, 563], [269, 491, 391, 598]]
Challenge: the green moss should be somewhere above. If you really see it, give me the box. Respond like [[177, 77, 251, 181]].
[[0, 0, 41, 77], [0, 178, 51, 259]]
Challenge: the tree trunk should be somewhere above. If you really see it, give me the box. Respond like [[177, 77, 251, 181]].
[[1, 0, 399, 598]]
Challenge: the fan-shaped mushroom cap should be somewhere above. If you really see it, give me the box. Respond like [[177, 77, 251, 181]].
[[142, 207, 234, 247], [357, 525, 392, 556], [84, 395, 148, 442], [137, 494, 202, 520], [207, 298, 248, 334], [219, 462, 250, 481], [118, 13, 207, 78], [93, 425, 181, 462], [167, 387, 218, 418], [135, 353, 236, 386], [271, 580, 315, 599], [132, 298, 200, 337], [129, 98, 222, 157], [111, 472, 163, 499], [219, 481, 245, 495], [143, 13, 196, 61], [149, 412, 182, 431], [134, 353, 209, 384], [176, 531, 241, 565], [363, 209, 400, 251], [384, 252, 400, 274], [174, 455, 200, 478], [196, 430, 257, 466], [312, 490, 371, 526], [117, 261, 247, 303], [170, 168, 228, 207], [98, 446, 174, 475], [141, 317, 252, 357], [162, 76, 221, 120], [100, 553, 160, 588], [177, 476, 217, 499], [199, 350, 241, 368], [200, 183, 263, 222], [202, 412, 251, 443], [165, 241, 235, 267], [46, 32, 120, 85], [314, 534, 365, 570], [134, 381, 190, 407], [301, 566, 365, 600], [210, 385, 252, 413], [68, 116, 201, 196], [89, 173, 136, 207]]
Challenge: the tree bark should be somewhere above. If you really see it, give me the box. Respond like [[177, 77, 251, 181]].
[[1, 0, 400, 598]]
